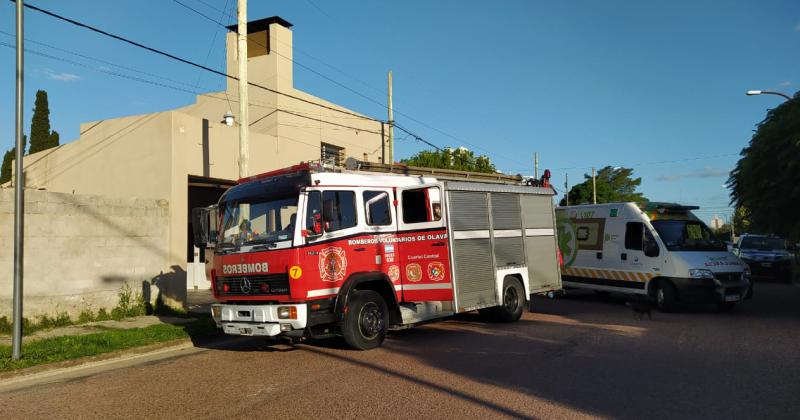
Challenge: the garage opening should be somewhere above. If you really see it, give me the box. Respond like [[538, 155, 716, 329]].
[[187, 175, 235, 289]]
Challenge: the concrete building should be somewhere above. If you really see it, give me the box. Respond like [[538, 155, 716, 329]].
[[15, 16, 385, 297]]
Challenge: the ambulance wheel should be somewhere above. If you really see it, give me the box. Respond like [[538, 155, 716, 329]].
[[496, 277, 525, 322], [341, 290, 388, 350], [654, 281, 677, 313]]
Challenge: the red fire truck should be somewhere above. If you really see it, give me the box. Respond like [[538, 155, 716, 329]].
[[192, 161, 562, 349]]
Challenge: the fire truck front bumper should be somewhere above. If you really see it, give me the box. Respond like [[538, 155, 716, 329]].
[[211, 303, 308, 337]]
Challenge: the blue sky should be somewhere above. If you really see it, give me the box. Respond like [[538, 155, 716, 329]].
[[1, 1, 798, 224]]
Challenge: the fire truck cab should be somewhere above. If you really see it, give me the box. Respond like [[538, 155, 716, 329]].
[[193, 162, 561, 349]]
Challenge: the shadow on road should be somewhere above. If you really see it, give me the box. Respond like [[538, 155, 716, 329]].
[[175, 282, 800, 419]]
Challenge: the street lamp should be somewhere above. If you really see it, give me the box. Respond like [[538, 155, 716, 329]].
[[221, 111, 235, 127], [746, 90, 791, 101]]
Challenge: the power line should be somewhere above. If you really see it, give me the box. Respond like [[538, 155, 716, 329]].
[[0, 30, 211, 91], [190, 0, 231, 88], [0, 41, 210, 97], [393, 123, 490, 169], [173, 0, 390, 125], [303, 0, 335, 20], [547, 153, 740, 172], [0, 40, 378, 142], [171, 0, 530, 168], [18, 1, 381, 123]]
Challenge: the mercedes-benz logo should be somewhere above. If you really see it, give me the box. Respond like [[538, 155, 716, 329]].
[[240, 278, 252, 294]]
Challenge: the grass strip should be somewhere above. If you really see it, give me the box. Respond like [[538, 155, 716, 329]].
[[0, 318, 218, 372]]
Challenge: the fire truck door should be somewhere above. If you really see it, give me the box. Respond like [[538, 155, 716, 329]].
[[361, 189, 400, 299], [396, 185, 453, 302]]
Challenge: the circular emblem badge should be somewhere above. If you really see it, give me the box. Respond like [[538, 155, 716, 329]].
[[427, 262, 446, 282], [319, 247, 347, 282], [556, 213, 578, 268], [240, 278, 252, 294], [405, 263, 423, 282], [387, 265, 400, 283]]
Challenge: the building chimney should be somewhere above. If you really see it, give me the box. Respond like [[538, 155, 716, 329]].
[[225, 16, 294, 95]]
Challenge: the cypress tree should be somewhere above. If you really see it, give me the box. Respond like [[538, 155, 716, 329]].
[[28, 90, 53, 154], [0, 135, 27, 184], [48, 131, 60, 149]]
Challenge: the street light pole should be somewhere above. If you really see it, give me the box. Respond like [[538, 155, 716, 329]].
[[746, 90, 791, 101], [12, 0, 24, 361]]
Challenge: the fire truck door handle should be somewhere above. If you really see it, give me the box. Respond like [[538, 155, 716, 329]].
[[621, 253, 627, 261], [354, 247, 366, 252], [432, 242, 446, 247], [596, 252, 603, 260]]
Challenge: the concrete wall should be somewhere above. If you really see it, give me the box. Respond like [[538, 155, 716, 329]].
[[10, 17, 386, 305], [0, 189, 171, 318]]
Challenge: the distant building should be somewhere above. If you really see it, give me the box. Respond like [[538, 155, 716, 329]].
[[16, 17, 385, 293], [711, 214, 724, 230]]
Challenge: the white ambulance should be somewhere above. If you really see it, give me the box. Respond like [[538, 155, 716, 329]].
[[555, 202, 751, 311]]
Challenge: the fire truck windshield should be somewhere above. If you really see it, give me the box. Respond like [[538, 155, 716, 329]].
[[218, 194, 298, 251]]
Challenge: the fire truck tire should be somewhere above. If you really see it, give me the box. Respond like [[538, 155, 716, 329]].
[[496, 276, 525, 322], [341, 290, 388, 350]]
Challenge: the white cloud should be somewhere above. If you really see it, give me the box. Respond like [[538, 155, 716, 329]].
[[794, 22, 800, 32], [779, 81, 791, 87], [44, 69, 80, 81], [656, 166, 729, 182]]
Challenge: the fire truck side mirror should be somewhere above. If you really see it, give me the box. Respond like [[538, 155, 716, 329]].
[[192, 205, 218, 249]]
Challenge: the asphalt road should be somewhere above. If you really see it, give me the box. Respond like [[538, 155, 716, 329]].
[[3, 281, 800, 419]]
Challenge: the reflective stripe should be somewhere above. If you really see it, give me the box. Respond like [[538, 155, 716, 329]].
[[307, 287, 340, 298], [525, 228, 555, 236], [494, 229, 522, 238], [401, 283, 453, 290], [453, 230, 491, 240]]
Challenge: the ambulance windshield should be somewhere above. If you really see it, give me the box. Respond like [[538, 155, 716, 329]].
[[651, 220, 726, 252], [218, 194, 298, 250]]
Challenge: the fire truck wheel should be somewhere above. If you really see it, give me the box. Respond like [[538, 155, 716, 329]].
[[496, 277, 525, 322], [341, 290, 388, 350]]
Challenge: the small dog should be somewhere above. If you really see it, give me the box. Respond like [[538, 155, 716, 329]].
[[626, 298, 653, 320]]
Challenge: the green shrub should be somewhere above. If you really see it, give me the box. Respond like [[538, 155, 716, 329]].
[[0, 316, 10, 335], [77, 310, 95, 324], [96, 308, 111, 321]]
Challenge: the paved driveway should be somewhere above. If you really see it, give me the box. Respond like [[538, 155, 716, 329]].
[[2, 281, 799, 419]]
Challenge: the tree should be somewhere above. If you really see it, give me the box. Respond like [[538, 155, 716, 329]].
[[0, 135, 27, 184], [28, 90, 59, 155], [401, 147, 497, 174], [729, 92, 800, 241], [560, 166, 647, 206]]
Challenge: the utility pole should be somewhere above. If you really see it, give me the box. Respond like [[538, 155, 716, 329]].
[[534, 152, 539, 179], [564, 173, 569, 206], [237, 0, 249, 179], [591, 167, 597, 204], [387, 70, 394, 165], [12, 0, 24, 361], [730, 213, 735, 243]]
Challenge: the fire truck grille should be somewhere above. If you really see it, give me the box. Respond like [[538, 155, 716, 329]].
[[217, 274, 290, 296]]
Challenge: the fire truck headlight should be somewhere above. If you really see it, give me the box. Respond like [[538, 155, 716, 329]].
[[277, 306, 297, 319], [211, 306, 222, 319]]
